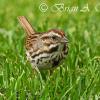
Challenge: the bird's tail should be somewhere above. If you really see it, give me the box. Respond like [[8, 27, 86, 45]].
[[18, 16, 36, 35]]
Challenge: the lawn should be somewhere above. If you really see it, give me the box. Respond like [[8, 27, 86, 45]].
[[0, 0, 100, 99]]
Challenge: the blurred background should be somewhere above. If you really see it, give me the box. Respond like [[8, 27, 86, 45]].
[[0, 0, 100, 99]]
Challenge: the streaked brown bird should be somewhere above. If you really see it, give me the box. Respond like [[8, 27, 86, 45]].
[[18, 16, 68, 70]]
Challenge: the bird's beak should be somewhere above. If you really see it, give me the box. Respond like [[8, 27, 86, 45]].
[[61, 37, 68, 43]]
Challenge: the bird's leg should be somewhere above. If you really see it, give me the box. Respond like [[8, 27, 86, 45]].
[[34, 66, 44, 88]]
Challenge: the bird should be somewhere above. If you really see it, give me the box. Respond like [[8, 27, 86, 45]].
[[18, 16, 68, 70]]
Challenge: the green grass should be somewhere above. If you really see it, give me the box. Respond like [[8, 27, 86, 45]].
[[0, 0, 100, 99]]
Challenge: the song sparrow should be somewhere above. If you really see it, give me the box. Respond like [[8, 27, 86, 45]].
[[18, 16, 68, 70]]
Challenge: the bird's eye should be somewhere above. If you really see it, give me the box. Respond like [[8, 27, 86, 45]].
[[52, 36, 57, 40]]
